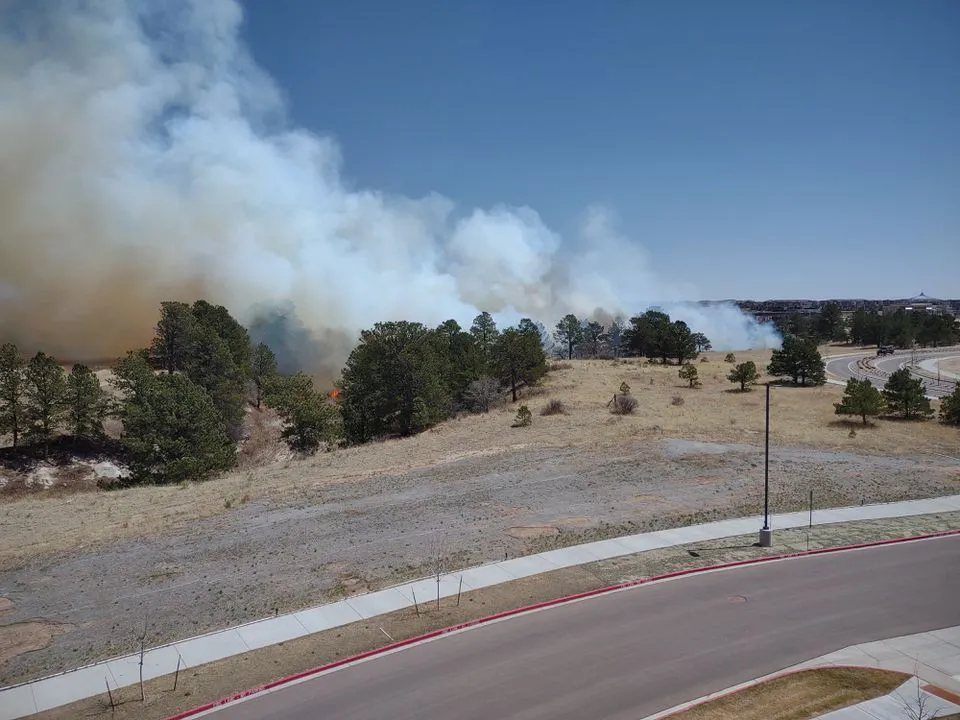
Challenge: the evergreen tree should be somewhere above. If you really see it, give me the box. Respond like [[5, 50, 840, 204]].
[[150, 301, 196, 374], [834, 378, 885, 424], [191, 300, 253, 375], [678, 363, 701, 388], [817, 302, 844, 341], [607, 317, 626, 357], [184, 323, 247, 441], [882, 369, 934, 420], [493, 327, 548, 402], [434, 319, 484, 408], [0, 343, 27, 448], [340, 321, 450, 442], [24, 352, 68, 447], [553, 314, 583, 360], [121, 373, 236, 483], [264, 373, 341, 453], [767, 335, 825, 386], [469, 312, 500, 364], [65, 364, 108, 438], [939, 385, 960, 426], [727, 361, 760, 391], [251, 342, 278, 409], [691, 332, 712, 353], [672, 320, 699, 365], [583, 320, 607, 357]]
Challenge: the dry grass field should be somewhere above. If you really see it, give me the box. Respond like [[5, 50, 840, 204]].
[[1, 349, 957, 567]]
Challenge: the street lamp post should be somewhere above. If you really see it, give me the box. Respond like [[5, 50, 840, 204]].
[[759, 382, 773, 547]]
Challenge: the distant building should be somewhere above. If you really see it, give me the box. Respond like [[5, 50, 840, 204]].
[[881, 293, 948, 316]]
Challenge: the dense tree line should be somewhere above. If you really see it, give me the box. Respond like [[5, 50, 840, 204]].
[[339, 314, 547, 443], [2, 302, 727, 484], [774, 303, 958, 348], [614, 310, 709, 364], [847, 309, 958, 348]]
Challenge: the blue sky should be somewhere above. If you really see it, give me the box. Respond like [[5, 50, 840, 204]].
[[239, 0, 959, 300]]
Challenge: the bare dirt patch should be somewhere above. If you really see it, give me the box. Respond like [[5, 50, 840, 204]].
[[667, 667, 909, 720], [22, 515, 956, 720], [0, 621, 72, 666]]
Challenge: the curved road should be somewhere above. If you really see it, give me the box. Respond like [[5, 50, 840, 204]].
[[203, 536, 960, 720], [825, 346, 960, 399]]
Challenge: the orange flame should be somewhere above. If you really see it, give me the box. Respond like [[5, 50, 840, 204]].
[[327, 388, 341, 399]]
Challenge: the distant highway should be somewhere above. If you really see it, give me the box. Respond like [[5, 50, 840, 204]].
[[825, 346, 960, 399], [202, 537, 960, 720]]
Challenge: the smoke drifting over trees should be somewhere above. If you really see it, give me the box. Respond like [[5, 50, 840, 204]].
[[0, 0, 780, 376]]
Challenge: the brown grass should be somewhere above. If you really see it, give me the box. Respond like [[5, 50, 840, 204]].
[[1, 350, 957, 568], [668, 667, 909, 720]]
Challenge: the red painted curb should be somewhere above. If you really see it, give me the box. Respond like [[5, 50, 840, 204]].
[[164, 528, 960, 720]]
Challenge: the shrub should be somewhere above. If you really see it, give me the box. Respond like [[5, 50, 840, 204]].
[[939, 385, 960, 426], [700, 356, 709, 363], [724, 353, 736, 363], [671, 395, 685, 406], [611, 394, 637, 415], [549, 361, 573, 371], [512, 405, 533, 427], [541, 399, 566, 416], [465, 376, 500, 414]]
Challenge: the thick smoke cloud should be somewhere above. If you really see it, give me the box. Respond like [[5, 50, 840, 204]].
[[0, 0, 780, 377]]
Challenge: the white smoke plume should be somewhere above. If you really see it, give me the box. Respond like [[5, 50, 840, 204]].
[[0, 0, 780, 377]]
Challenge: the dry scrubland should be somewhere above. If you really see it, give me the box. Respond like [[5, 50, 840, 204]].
[[2, 349, 957, 564], [0, 349, 959, 686]]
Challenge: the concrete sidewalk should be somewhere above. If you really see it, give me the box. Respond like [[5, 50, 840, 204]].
[[817, 676, 960, 719], [645, 626, 960, 719], [795, 625, 960, 699], [3, 493, 960, 719]]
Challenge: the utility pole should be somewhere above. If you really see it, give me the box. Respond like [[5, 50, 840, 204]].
[[759, 382, 773, 547]]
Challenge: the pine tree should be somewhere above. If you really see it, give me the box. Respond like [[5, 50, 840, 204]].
[[65, 364, 108, 438], [24, 352, 68, 448], [469, 312, 500, 365], [939, 385, 960, 426], [834, 378, 885, 424], [678, 363, 701, 388], [251, 342, 278, 409], [882, 369, 934, 420], [184, 324, 247, 441], [150, 301, 196, 374], [553, 314, 583, 360], [493, 327, 548, 402], [767, 335, 825, 386], [121, 373, 236, 483], [727, 361, 760, 391], [263, 373, 340, 454], [0, 343, 27, 448], [583, 321, 607, 357]]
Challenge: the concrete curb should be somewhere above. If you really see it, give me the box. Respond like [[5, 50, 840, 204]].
[[163, 529, 960, 720]]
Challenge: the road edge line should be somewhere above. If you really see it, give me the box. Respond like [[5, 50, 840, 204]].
[[163, 528, 960, 720]]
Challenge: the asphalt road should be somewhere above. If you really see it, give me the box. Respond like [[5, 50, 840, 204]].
[[204, 536, 960, 720], [824, 347, 959, 399]]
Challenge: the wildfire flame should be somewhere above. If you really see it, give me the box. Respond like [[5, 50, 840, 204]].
[[327, 388, 341, 399]]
